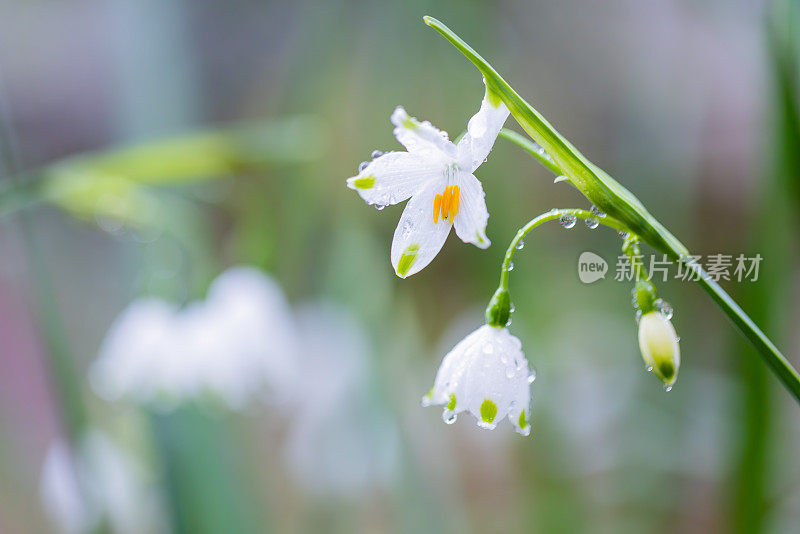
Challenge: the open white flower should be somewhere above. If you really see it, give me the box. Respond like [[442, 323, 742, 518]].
[[423, 324, 532, 435], [347, 90, 509, 277]]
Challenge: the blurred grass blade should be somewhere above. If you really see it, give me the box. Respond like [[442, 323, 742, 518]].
[[424, 15, 800, 404], [1, 116, 327, 226], [498, 128, 562, 175]]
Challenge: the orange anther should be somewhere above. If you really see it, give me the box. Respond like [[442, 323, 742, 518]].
[[441, 186, 452, 220], [433, 194, 442, 224], [449, 185, 460, 220]]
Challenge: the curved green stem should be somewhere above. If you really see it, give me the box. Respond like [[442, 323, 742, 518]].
[[499, 208, 629, 290]]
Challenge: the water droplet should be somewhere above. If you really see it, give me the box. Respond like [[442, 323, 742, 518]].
[[509, 303, 516, 313], [635, 309, 642, 323], [375, 205, 386, 211], [559, 214, 577, 228], [358, 161, 369, 172], [505, 367, 516, 379], [585, 218, 599, 229], [528, 368, 537, 383], [505, 318, 513, 327], [371, 150, 384, 159], [401, 220, 414, 239], [655, 299, 673, 320], [590, 205, 606, 217], [443, 411, 457, 424], [664, 385, 673, 392], [517, 425, 531, 437], [516, 240, 525, 250], [631, 288, 640, 309], [646, 365, 653, 372], [508, 262, 514, 271], [618, 230, 630, 239]]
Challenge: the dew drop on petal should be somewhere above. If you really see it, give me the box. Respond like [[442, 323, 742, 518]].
[[655, 299, 673, 320], [559, 214, 577, 229], [375, 205, 386, 211], [358, 161, 369, 172], [585, 218, 599, 229], [443, 411, 457, 424], [371, 150, 384, 159], [505, 366, 516, 379]]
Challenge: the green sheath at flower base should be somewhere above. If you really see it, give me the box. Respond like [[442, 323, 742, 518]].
[[634, 279, 657, 314], [485, 287, 511, 327]]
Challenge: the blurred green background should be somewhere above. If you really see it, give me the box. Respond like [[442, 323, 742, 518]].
[[0, 0, 799, 533]]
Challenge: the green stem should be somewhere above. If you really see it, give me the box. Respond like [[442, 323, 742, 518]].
[[499, 208, 629, 290], [498, 128, 563, 175]]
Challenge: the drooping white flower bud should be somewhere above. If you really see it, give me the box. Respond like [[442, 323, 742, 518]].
[[423, 325, 533, 435], [638, 311, 680, 388]]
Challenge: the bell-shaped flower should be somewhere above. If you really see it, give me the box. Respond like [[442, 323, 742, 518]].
[[284, 302, 398, 496], [40, 431, 164, 534], [347, 90, 509, 277], [423, 324, 532, 435], [90, 266, 298, 410], [638, 311, 680, 387]]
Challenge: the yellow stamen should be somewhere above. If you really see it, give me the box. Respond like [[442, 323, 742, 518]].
[[433, 194, 442, 224], [449, 185, 460, 221], [441, 186, 452, 220]]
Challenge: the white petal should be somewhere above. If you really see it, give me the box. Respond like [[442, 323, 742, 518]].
[[346, 151, 440, 207], [456, 94, 510, 172], [453, 172, 490, 249], [390, 182, 452, 278], [391, 106, 457, 159]]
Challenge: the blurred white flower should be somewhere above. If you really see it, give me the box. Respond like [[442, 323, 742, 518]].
[[284, 302, 398, 497], [638, 311, 680, 388], [40, 431, 163, 534], [346, 91, 509, 277], [423, 324, 532, 435], [90, 266, 298, 410]]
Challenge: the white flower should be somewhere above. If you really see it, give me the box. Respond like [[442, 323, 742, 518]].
[[423, 324, 532, 435], [284, 302, 398, 496], [40, 432, 163, 534], [347, 91, 509, 277], [638, 311, 680, 387], [90, 266, 298, 410]]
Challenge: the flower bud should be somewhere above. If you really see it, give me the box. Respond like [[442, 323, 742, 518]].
[[638, 311, 680, 387]]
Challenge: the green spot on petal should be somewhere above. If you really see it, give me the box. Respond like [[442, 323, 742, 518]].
[[480, 399, 497, 424], [446, 393, 456, 411], [518, 409, 528, 429], [353, 175, 375, 189], [397, 244, 419, 277], [401, 116, 417, 130]]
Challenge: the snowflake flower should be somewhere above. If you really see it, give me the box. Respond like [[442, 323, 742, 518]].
[[423, 324, 532, 435], [347, 90, 509, 277]]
